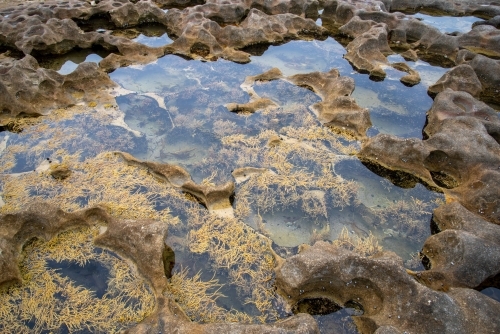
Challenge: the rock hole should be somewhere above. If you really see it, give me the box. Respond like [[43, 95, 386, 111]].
[[421, 254, 431, 270], [429, 217, 441, 235], [163, 244, 176, 279], [293, 297, 342, 315]]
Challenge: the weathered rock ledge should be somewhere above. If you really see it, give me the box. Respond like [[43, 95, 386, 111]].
[[0, 202, 319, 333], [275, 241, 500, 334], [228, 67, 372, 139]]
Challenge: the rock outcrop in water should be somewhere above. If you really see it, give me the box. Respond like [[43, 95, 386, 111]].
[[229, 67, 372, 139], [0, 202, 319, 333], [117, 152, 235, 217], [0, 55, 115, 119], [275, 241, 500, 334], [359, 88, 500, 224], [0, 0, 500, 332]]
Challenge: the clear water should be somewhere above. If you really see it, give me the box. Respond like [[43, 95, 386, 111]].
[[110, 39, 443, 259], [1, 34, 453, 330], [37, 50, 107, 74], [482, 287, 500, 303], [133, 32, 173, 47], [411, 13, 483, 34]]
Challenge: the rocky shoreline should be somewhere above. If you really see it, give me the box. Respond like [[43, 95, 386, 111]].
[[0, 0, 499, 333]]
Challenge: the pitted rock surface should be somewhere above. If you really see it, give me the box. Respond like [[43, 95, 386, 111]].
[[275, 242, 500, 334], [0, 55, 116, 119], [231, 67, 371, 139], [409, 202, 500, 291], [1, 0, 500, 333], [428, 64, 482, 97], [359, 89, 500, 223], [0, 202, 111, 289], [0, 202, 319, 333], [321, 0, 500, 82]]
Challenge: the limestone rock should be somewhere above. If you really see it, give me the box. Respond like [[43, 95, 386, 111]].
[[409, 202, 500, 291], [225, 98, 278, 113], [50, 164, 72, 180], [359, 90, 500, 223], [0, 203, 110, 289], [473, 15, 500, 29], [275, 242, 500, 334], [391, 62, 420, 86], [0, 55, 116, 121], [428, 64, 483, 97], [94, 217, 171, 292], [288, 69, 372, 139], [358, 134, 436, 189], [167, 8, 327, 62], [128, 305, 319, 333], [457, 52, 500, 105], [116, 152, 235, 217], [343, 23, 392, 79], [382, 0, 500, 17]]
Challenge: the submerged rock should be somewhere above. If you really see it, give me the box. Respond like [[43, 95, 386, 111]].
[[0, 202, 111, 289], [359, 89, 500, 223], [116, 152, 235, 217], [232, 67, 371, 139]]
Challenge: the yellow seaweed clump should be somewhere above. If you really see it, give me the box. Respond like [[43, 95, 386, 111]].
[[0, 226, 155, 333], [185, 211, 278, 323], [332, 226, 383, 257], [0, 152, 183, 226]]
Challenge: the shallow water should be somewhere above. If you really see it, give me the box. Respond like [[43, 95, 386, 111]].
[[1, 31, 452, 331], [37, 49, 107, 74], [109, 40, 443, 260], [411, 13, 483, 34]]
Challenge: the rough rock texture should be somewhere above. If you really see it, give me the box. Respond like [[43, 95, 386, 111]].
[[275, 242, 500, 334], [381, 0, 500, 17], [116, 152, 235, 217], [94, 217, 171, 293], [0, 202, 111, 289], [166, 7, 327, 62], [428, 64, 482, 97], [359, 89, 500, 223], [0, 55, 116, 119], [409, 202, 500, 291], [321, 0, 500, 91], [233, 67, 371, 139], [288, 69, 371, 138], [390, 61, 420, 85], [0, 202, 319, 333], [456, 51, 500, 105], [0, 0, 326, 68], [128, 309, 319, 333], [341, 20, 393, 78], [225, 98, 278, 113]]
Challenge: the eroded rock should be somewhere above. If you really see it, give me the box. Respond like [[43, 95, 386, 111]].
[[95, 216, 171, 292], [116, 152, 235, 217], [0, 55, 116, 121], [359, 89, 500, 223], [275, 241, 500, 334], [0, 202, 110, 289], [428, 64, 482, 97], [409, 201, 500, 291], [233, 68, 371, 139]]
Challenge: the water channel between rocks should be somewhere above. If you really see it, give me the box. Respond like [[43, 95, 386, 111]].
[[4, 24, 495, 333]]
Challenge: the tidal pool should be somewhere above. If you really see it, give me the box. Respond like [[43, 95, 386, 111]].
[[411, 13, 483, 33], [1, 35, 448, 332]]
